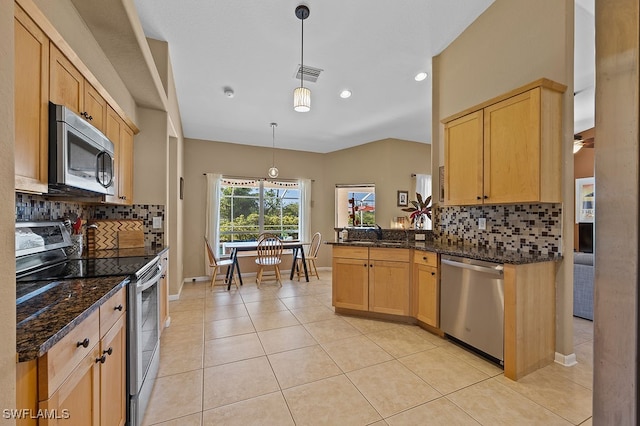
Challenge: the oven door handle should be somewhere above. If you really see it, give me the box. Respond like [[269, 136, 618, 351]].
[[136, 267, 164, 293]]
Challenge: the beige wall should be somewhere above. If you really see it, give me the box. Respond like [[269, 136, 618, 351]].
[[181, 137, 430, 286], [1, 0, 16, 420], [593, 0, 639, 421], [433, 0, 575, 356]]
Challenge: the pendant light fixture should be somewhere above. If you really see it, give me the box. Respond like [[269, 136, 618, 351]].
[[293, 5, 311, 112], [268, 122, 279, 178]]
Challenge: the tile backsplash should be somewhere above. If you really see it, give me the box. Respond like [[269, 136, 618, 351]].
[[15, 193, 165, 248], [434, 203, 562, 255]]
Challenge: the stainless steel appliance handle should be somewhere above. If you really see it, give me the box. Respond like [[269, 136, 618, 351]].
[[441, 258, 504, 275], [136, 266, 164, 293]]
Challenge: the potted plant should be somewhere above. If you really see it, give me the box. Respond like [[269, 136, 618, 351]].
[[401, 193, 432, 229]]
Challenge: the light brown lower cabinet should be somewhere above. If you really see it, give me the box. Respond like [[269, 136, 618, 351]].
[[16, 287, 127, 426], [412, 250, 439, 328], [332, 246, 410, 316]]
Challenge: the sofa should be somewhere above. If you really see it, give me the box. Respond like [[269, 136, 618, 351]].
[[573, 252, 594, 320]]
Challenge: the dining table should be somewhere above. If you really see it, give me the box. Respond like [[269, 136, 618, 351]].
[[222, 240, 310, 289]]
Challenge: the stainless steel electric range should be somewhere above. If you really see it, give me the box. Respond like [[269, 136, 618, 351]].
[[16, 221, 164, 426]]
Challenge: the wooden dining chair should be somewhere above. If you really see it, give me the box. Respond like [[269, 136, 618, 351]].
[[205, 236, 237, 289], [296, 232, 322, 281], [255, 234, 283, 288]]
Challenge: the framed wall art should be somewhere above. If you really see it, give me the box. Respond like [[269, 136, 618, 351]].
[[397, 190, 409, 207], [575, 177, 595, 223]]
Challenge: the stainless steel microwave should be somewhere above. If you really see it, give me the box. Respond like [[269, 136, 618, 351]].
[[48, 103, 115, 197]]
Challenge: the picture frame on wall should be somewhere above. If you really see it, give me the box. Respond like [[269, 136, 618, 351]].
[[575, 177, 595, 223], [397, 190, 409, 207]]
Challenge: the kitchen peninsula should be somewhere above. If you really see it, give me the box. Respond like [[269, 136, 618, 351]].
[[329, 233, 559, 381]]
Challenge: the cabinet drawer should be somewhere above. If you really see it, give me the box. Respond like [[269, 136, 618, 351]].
[[370, 247, 409, 262], [38, 308, 100, 400], [99, 286, 126, 338], [333, 246, 368, 259], [413, 250, 438, 267]]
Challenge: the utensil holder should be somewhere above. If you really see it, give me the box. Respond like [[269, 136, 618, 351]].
[[70, 234, 84, 257]]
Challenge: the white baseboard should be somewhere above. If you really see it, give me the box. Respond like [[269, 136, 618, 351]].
[[554, 352, 577, 367]]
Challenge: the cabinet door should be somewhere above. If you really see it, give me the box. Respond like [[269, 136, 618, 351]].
[[100, 315, 126, 426], [159, 251, 169, 335], [444, 110, 484, 205], [50, 44, 84, 115], [483, 88, 541, 204], [415, 264, 439, 327], [39, 346, 100, 426], [84, 83, 107, 133], [332, 257, 369, 311], [14, 5, 49, 193], [105, 107, 134, 205], [118, 124, 134, 204], [369, 260, 410, 316]]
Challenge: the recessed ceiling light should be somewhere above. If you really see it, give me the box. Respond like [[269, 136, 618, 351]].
[[414, 72, 428, 82], [340, 90, 352, 99]]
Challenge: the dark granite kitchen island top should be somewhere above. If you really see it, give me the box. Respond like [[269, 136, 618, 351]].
[[327, 240, 561, 265], [16, 275, 129, 362]]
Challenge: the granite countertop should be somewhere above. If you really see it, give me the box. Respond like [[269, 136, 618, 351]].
[[327, 240, 561, 265], [16, 275, 129, 362]]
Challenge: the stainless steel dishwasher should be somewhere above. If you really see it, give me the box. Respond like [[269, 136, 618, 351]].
[[440, 255, 505, 363]]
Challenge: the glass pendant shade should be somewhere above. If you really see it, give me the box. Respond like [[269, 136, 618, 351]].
[[268, 167, 279, 178], [293, 86, 311, 112]]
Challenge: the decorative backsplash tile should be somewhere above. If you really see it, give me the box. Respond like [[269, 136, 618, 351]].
[[15, 194, 165, 248], [433, 203, 562, 255]]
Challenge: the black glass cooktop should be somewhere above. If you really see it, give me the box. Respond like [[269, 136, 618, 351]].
[[16, 256, 156, 283]]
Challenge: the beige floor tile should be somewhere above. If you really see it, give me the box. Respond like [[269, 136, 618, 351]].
[[169, 298, 205, 313], [204, 292, 244, 308], [368, 421, 389, 426], [580, 418, 593, 426], [148, 412, 202, 426], [399, 347, 489, 395], [447, 378, 572, 425], [239, 288, 279, 303], [204, 303, 248, 321], [303, 318, 362, 343], [542, 342, 593, 390], [386, 397, 480, 426], [160, 322, 204, 349], [280, 295, 323, 309], [249, 310, 300, 332], [573, 317, 594, 346], [203, 356, 280, 410], [438, 341, 504, 377], [405, 324, 448, 346], [170, 309, 205, 326], [283, 375, 381, 425], [244, 299, 287, 315], [340, 315, 399, 334], [142, 369, 203, 425], [347, 360, 441, 418], [321, 335, 393, 372], [268, 345, 342, 389], [204, 333, 265, 367], [496, 364, 593, 424], [273, 285, 311, 298], [366, 327, 437, 358], [290, 305, 338, 323], [158, 339, 204, 377], [202, 391, 294, 426], [204, 316, 255, 340], [180, 283, 208, 300], [258, 324, 317, 354]]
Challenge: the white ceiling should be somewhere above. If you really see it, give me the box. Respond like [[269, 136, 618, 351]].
[[131, 0, 595, 153]]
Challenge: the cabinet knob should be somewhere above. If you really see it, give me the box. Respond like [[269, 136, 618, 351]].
[[363, 264, 367, 267], [431, 272, 436, 276], [477, 196, 481, 200], [114, 304, 123, 311], [77, 338, 90, 348], [422, 257, 427, 261], [369, 264, 373, 268], [96, 355, 107, 364], [103, 347, 113, 356], [483, 195, 488, 199]]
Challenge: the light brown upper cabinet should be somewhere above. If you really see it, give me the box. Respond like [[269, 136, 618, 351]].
[[105, 106, 134, 205], [50, 44, 107, 134], [14, 4, 49, 194], [443, 79, 566, 206]]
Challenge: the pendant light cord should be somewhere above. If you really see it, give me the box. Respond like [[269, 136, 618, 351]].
[[300, 15, 304, 89], [271, 123, 277, 167]]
